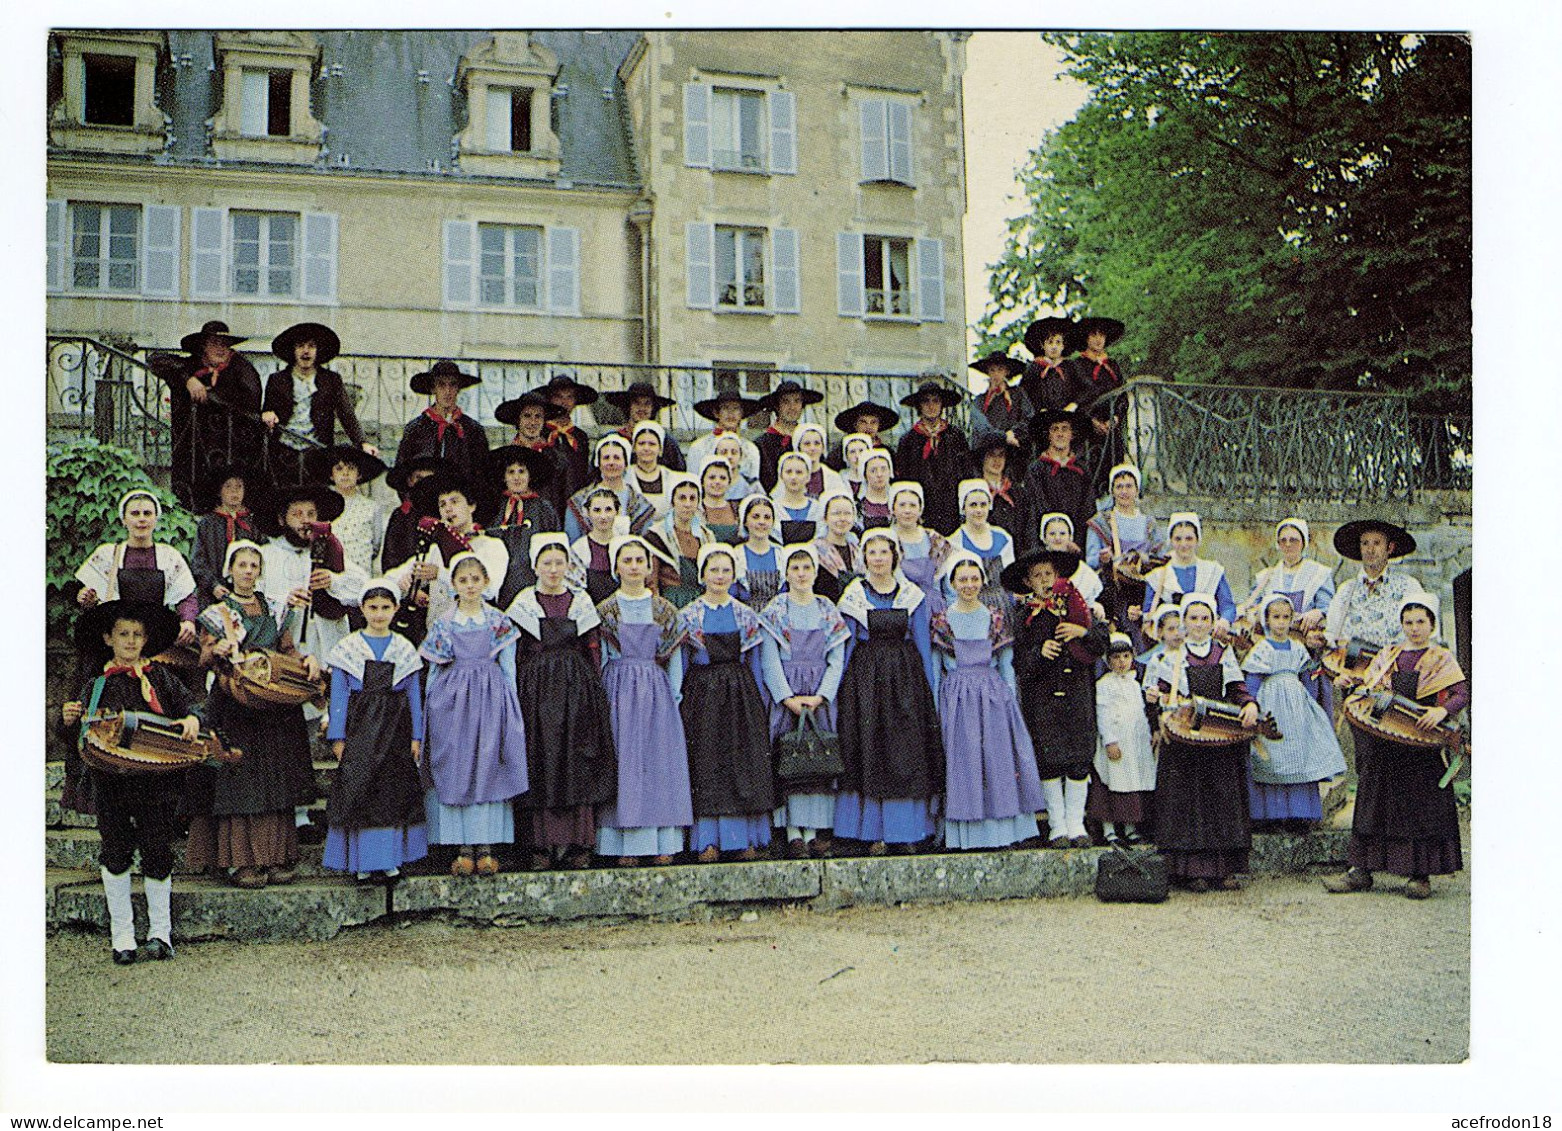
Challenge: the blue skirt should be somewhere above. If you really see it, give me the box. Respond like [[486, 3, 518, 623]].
[[1248, 778, 1323, 820], [323, 825, 429, 872], [833, 792, 937, 844], [423, 792, 515, 845], [944, 813, 1039, 850], [596, 824, 685, 856], [691, 814, 772, 851]]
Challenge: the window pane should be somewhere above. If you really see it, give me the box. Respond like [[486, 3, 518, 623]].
[[513, 228, 539, 306], [741, 229, 765, 306], [479, 278, 506, 305], [863, 236, 885, 291], [715, 228, 738, 305], [233, 236, 260, 267], [711, 92, 738, 168], [108, 261, 136, 290], [737, 92, 763, 168], [269, 214, 296, 246], [109, 206, 138, 236], [83, 55, 135, 127], [511, 89, 533, 152], [267, 71, 291, 136], [234, 267, 260, 294], [888, 240, 909, 289], [232, 213, 260, 242]]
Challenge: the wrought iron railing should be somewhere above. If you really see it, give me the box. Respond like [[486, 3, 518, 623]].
[[1409, 414, 1474, 493]]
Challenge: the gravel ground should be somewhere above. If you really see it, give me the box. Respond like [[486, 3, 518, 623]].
[[46, 864, 1468, 1066]]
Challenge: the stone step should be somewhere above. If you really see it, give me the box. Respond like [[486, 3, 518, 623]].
[[48, 830, 1351, 943], [45, 827, 329, 876], [45, 759, 340, 797], [45, 791, 96, 829]]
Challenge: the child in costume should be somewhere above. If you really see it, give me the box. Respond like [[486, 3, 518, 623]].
[[1090, 632, 1157, 847]]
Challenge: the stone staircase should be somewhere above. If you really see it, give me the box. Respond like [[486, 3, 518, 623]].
[[45, 756, 1353, 944]]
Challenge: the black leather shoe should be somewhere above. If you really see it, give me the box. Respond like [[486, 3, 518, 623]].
[[112, 948, 136, 965], [1123, 830, 1146, 846], [141, 938, 175, 961]]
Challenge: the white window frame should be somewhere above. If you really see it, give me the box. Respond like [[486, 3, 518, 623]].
[[687, 223, 800, 316], [715, 225, 768, 311], [485, 85, 536, 153], [68, 201, 141, 294], [837, 231, 943, 323], [685, 82, 796, 176], [863, 234, 913, 319], [711, 87, 766, 173], [47, 200, 183, 300], [477, 222, 545, 310], [240, 68, 293, 138], [230, 210, 299, 298], [442, 219, 578, 315]]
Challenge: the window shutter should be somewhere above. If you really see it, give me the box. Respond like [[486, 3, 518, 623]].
[[142, 205, 181, 298], [836, 231, 864, 318], [190, 207, 226, 298], [547, 226, 580, 315], [485, 87, 511, 151], [302, 212, 338, 303], [768, 90, 796, 175], [686, 222, 714, 310], [443, 219, 476, 308], [888, 101, 914, 185], [241, 70, 269, 136], [772, 227, 800, 314], [917, 237, 944, 323], [684, 82, 711, 169], [860, 99, 888, 182], [46, 200, 65, 293]]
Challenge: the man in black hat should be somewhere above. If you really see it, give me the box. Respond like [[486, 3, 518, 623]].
[[263, 322, 374, 489], [967, 351, 1033, 459], [1064, 316, 1128, 490], [260, 483, 365, 666], [1019, 317, 1080, 416], [1021, 406, 1095, 552], [533, 374, 598, 505], [755, 379, 823, 493], [893, 380, 969, 536], [396, 361, 490, 484], [688, 388, 763, 487], [605, 381, 686, 471], [1324, 520, 1426, 650], [151, 320, 264, 508], [827, 400, 899, 471], [492, 392, 568, 514], [380, 456, 449, 575]]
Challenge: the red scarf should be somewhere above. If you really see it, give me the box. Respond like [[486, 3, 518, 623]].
[[500, 492, 536, 526], [988, 476, 1016, 507], [912, 419, 947, 460], [215, 507, 255, 544], [1081, 354, 1118, 385], [764, 425, 794, 446], [1033, 358, 1066, 378], [546, 420, 581, 450], [191, 357, 230, 387], [103, 659, 164, 716], [423, 406, 466, 443], [981, 386, 1013, 415], [1038, 451, 1084, 477], [510, 435, 548, 451]]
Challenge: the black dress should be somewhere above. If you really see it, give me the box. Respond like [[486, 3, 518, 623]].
[[836, 607, 944, 803], [679, 630, 775, 819], [1012, 590, 1108, 779], [1347, 656, 1466, 878], [1152, 647, 1254, 880], [325, 659, 424, 833], [755, 428, 794, 495]]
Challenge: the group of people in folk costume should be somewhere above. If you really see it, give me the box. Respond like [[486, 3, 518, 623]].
[[59, 315, 1467, 963]]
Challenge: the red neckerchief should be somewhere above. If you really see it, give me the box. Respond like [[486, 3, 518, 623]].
[[981, 385, 1013, 415], [1034, 358, 1066, 378], [912, 418, 947, 459], [764, 425, 795, 447], [1038, 450, 1084, 477], [546, 420, 581, 450], [711, 427, 737, 437], [192, 358, 230, 387], [500, 492, 537, 526], [215, 507, 254, 543], [988, 476, 1016, 507], [397, 499, 414, 516], [102, 659, 164, 715], [423, 405, 466, 443], [1081, 353, 1118, 384]]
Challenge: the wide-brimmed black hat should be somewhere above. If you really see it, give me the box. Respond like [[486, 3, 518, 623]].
[[1333, 519, 1417, 561], [1023, 317, 1079, 357], [530, 373, 599, 406], [694, 389, 764, 421], [1075, 316, 1126, 348], [386, 455, 451, 495], [410, 470, 488, 521], [1028, 404, 1092, 446], [604, 381, 676, 413], [180, 319, 246, 354], [303, 444, 387, 486], [193, 461, 267, 516], [970, 352, 1025, 381], [833, 400, 900, 434], [971, 430, 1020, 465], [494, 392, 568, 427], [76, 599, 182, 659], [899, 380, 964, 411], [411, 360, 480, 395], [488, 444, 556, 491], [1000, 548, 1082, 594], [759, 379, 823, 412], [265, 482, 345, 533], [271, 322, 341, 365]]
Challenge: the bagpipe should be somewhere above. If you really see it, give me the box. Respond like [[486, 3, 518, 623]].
[[82, 710, 241, 776], [391, 517, 473, 636], [297, 519, 348, 641], [1161, 694, 1283, 747]]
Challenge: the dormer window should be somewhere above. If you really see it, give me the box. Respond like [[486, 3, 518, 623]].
[[48, 31, 167, 155], [82, 54, 135, 127], [486, 86, 534, 153], [455, 33, 563, 178], [241, 69, 293, 138], [208, 31, 323, 164]]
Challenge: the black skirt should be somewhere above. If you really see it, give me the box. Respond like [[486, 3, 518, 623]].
[[836, 635, 944, 800], [1349, 729, 1463, 876], [679, 634, 774, 817], [1152, 738, 1253, 864], [515, 630, 617, 811], [326, 660, 425, 830], [193, 685, 317, 817]]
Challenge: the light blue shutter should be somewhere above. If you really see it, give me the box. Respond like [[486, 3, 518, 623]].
[[547, 226, 580, 315], [142, 205, 181, 298], [768, 90, 796, 175], [684, 82, 711, 169], [836, 232, 864, 317], [190, 207, 226, 298], [443, 219, 476, 308], [302, 212, 337, 303], [860, 99, 887, 182], [241, 70, 269, 136], [686, 222, 714, 309], [772, 227, 800, 314], [917, 237, 944, 322], [46, 200, 65, 292], [888, 101, 914, 185]]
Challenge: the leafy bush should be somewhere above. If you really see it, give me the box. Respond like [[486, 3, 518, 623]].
[[45, 439, 196, 638]]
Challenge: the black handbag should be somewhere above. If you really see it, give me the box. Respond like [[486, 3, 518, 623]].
[[1094, 844, 1170, 903], [775, 707, 844, 787]]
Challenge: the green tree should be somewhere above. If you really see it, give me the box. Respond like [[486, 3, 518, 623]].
[[979, 32, 1471, 414]]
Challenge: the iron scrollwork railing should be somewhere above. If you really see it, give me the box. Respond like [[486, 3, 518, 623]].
[[1409, 414, 1474, 493], [1107, 378, 1424, 504]]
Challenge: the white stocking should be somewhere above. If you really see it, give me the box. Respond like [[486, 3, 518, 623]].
[[144, 875, 173, 947], [100, 866, 136, 952]]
